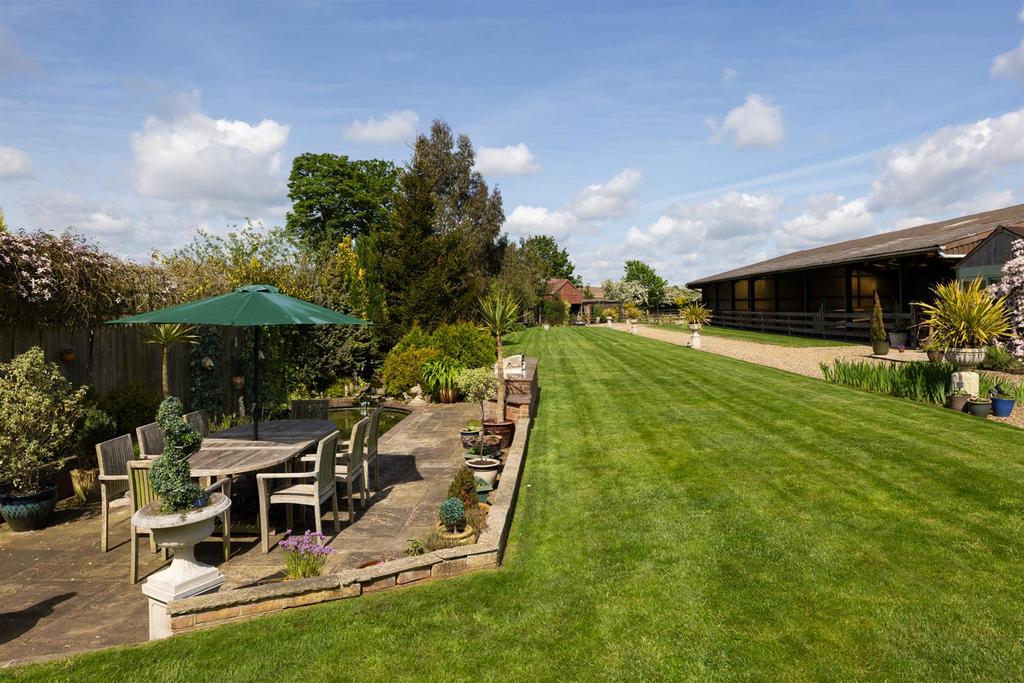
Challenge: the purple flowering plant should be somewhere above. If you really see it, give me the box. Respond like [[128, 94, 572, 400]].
[[279, 529, 335, 579]]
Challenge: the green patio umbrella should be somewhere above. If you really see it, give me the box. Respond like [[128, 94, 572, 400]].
[[109, 284, 370, 440]]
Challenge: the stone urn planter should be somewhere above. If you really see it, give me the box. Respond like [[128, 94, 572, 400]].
[[945, 394, 970, 412], [0, 485, 58, 532], [871, 341, 890, 356], [466, 457, 501, 486], [945, 348, 986, 370], [132, 493, 232, 639], [926, 349, 944, 363], [484, 420, 515, 449]]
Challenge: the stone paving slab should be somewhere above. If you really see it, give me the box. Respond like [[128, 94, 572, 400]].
[[0, 402, 474, 666]]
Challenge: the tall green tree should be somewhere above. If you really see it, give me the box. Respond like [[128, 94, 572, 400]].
[[520, 235, 578, 284], [285, 153, 399, 258], [363, 120, 505, 347], [623, 260, 668, 313], [498, 240, 548, 321]]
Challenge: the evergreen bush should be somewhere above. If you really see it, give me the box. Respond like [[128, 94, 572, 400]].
[[150, 397, 204, 513], [447, 465, 479, 512], [871, 291, 886, 343]]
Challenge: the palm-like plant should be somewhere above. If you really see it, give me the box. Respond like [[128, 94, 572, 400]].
[[145, 323, 198, 397], [479, 288, 522, 422], [915, 279, 1011, 349], [681, 302, 712, 326]]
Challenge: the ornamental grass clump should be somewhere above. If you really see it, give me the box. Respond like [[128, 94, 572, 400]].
[[0, 347, 86, 495], [681, 302, 712, 326], [279, 529, 335, 579], [820, 359, 955, 405], [150, 397, 204, 513], [915, 279, 1012, 349]]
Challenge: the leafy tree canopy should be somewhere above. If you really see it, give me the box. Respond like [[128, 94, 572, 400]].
[[623, 260, 668, 310], [520, 235, 578, 284]]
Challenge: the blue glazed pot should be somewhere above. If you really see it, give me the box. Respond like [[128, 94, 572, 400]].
[[992, 396, 1016, 418], [0, 486, 58, 532]]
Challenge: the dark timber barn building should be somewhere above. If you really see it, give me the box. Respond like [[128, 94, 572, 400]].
[[686, 204, 1024, 342]]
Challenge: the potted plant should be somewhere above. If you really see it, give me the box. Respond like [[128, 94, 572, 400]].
[[966, 396, 992, 418], [466, 456, 501, 486], [435, 497, 474, 547], [991, 384, 1019, 418], [421, 356, 463, 404], [464, 437, 502, 458], [0, 348, 87, 531], [456, 367, 501, 453], [916, 279, 1012, 370], [460, 419, 482, 448], [945, 388, 970, 412], [475, 477, 493, 504], [870, 292, 890, 355], [922, 339, 944, 363], [681, 302, 712, 330], [131, 398, 231, 588], [602, 307, 617, 327], [70, 406, 118, 503], [479, 288, 521, 448]]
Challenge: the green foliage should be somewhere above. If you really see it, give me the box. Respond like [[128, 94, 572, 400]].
[[379, 346, 439, 396], [360, 120, 505, 347], [189, 326, 223, 416], [602, 307, 618, 322], [0, 347, 87, 493], [98, 382, 162, 436], [428, 323, 494, 368], [73, 407, 117, 469], [980, 345, 1022, 372], [447, 465, 479, 513], [145, 323, 197, 398], [455, 367, 498, 405], [405, 538, 427, 556], [623, 260, 667, 309], [820, 359, 955, 404], [285, 153, 399, 257], [520, 235, 578, 283], [438, 497, 466, 531], [150, 397, 204, 513], [872, 291, 887, 343], [542, 297, 568, 325], [915, 279, 1011, 348], [421, 356, 464, 395], [681, 302, 712, 326], [479, 287, 521, 421]]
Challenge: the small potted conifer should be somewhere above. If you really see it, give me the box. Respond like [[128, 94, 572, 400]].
[[871, 292, 889, 355]]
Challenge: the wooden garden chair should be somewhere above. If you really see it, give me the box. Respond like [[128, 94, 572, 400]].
[[96, 434, 133, 553], [135, 422, 164, 459], [301, 418, 369, 521], [127, 460, 232, 583], [290, 399, 329, 420], [183, 410, 210, 437], [257, 431, 341, 553], [363, 406, 383, 492]]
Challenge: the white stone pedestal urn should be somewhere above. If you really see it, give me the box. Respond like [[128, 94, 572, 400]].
[[689, 323, 702, 350], [133, 493, 231, 640]]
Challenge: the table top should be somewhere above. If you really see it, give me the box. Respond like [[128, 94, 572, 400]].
[[188, 419, 336, 477]]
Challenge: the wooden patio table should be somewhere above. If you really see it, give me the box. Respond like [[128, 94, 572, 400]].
[[188, 419, 337, 556]]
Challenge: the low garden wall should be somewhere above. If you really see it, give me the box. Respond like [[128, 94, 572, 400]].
[[166, 416, 532, 634]]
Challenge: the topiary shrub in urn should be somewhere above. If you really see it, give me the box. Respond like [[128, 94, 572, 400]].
[[436, 496, 474, 546], [871, 291, 890, 355], [149, 397, 205, 512], [0, 347, 87, 531]]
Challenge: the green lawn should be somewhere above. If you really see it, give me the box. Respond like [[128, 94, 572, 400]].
[[10, 328, 1024, 681], [647, 322, 856, 347]]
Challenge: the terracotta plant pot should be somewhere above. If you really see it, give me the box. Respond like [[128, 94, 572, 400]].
[[70, 467, 100, 503], [926, 350, 944, 363], [484, 420, 515, 449], [945, 395, 969, 412], [438, 388, 457, 404], [0, 486, 58, 532], [61, 351, 76, 363], [871, 341, 890, 355]]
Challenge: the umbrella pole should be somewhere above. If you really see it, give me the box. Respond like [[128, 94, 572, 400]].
[[253, 326, 260, 440]]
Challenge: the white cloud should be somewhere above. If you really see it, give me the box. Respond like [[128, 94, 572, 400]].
[[722, 66, 738, 85], [866, 108, 1024, 213], [131, 99, 289, 215], [0, 146, 33, 178], [676, 190, 783, 240], [343, 110, 419, 144], [708, 94, 784, 148], [474, 143, 541, 176], [571, 168, 642, 219], [777, 194, 875, 248], [503, 205, 579, 237], [991, 39, 1024, 85]]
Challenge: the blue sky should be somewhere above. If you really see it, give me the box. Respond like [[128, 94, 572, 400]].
[[1, 0, 1023, 285]]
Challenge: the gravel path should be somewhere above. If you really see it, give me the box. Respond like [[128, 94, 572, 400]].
[[608, 323, 1024, 429]]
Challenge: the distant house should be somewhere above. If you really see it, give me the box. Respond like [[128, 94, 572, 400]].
[[546, 279, 622, 321], [954, 223, 1024, 284], [686, 204, 1024, 341]]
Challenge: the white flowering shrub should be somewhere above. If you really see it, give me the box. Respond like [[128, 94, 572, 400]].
[[990, 238, 1024, 361]]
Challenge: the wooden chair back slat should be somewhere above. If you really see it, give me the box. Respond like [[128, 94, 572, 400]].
[[291, 399, 329, 420], [96, 435, 133, 498], [136, 422, 165, 459], [314, 431, 340, 497], [183, 410, 209, 437], [127, 460, 158, 514], [347, 418, 368, 471], [366, 407, 383, 458]]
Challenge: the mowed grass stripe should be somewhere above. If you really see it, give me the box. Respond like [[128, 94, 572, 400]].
[[10, 327, 1024, 682]]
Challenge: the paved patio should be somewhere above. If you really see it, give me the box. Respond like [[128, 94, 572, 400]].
[[0, 402, 473, 666]]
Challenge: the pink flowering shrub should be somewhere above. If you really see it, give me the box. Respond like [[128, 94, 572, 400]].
[[990, 238, 1024, 361], [0, 230, 176, 326]]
